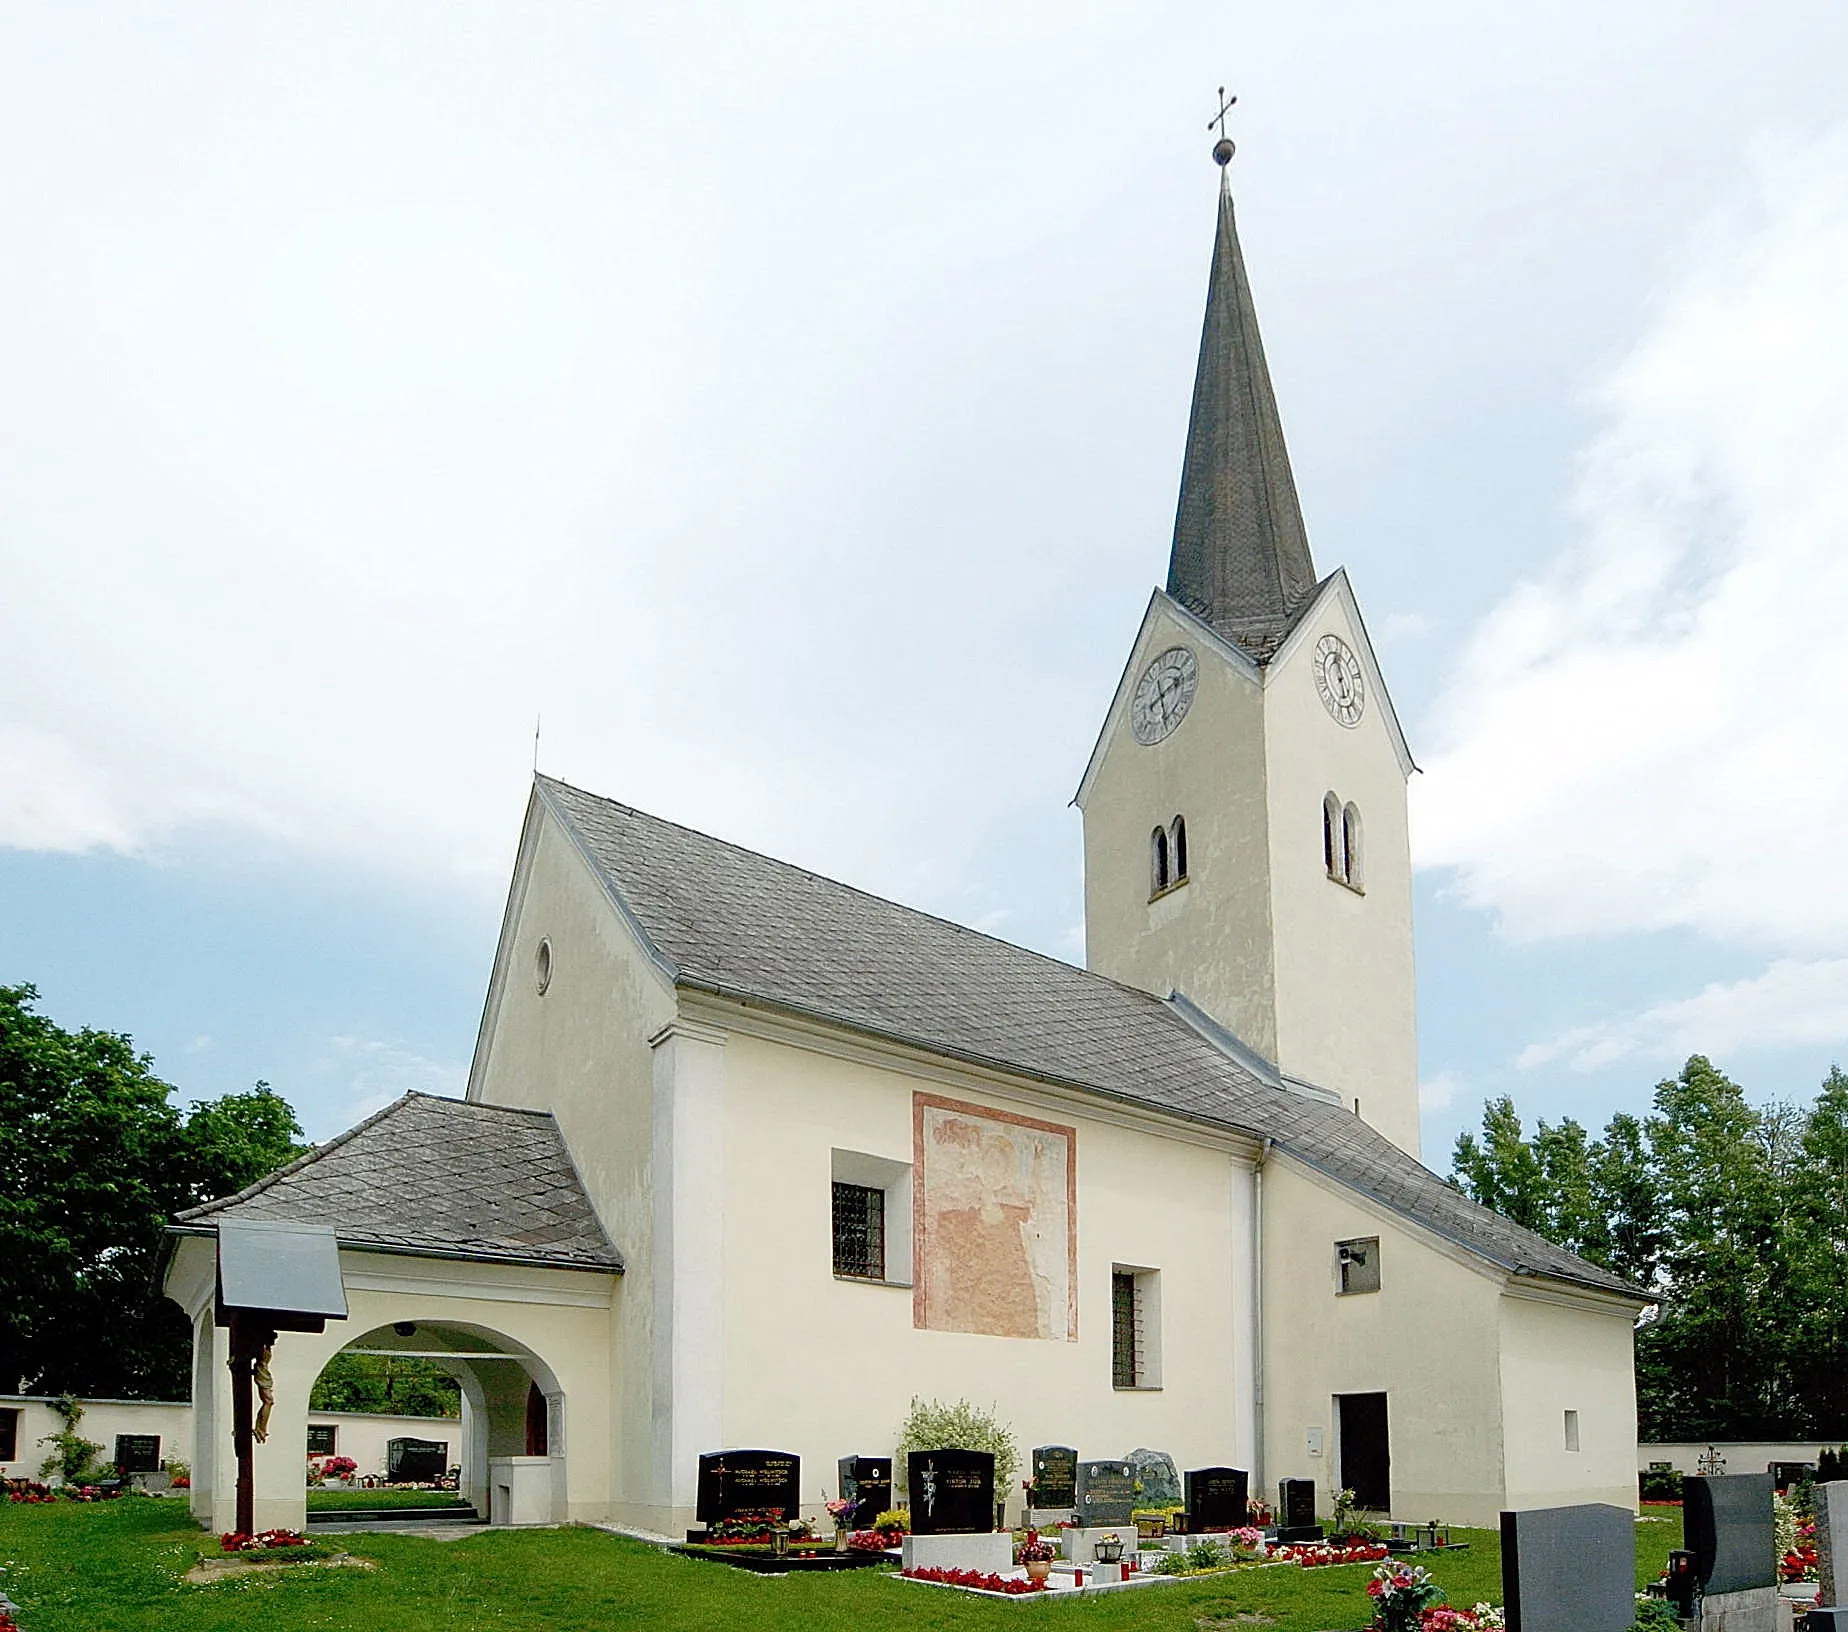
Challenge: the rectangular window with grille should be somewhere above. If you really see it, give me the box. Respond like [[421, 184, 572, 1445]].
[[832, 1180, 886, 1280], [0, 1408, 17, 1462], [1112, 1270, 1141, 1387], [307, 1424, 338, 1457]]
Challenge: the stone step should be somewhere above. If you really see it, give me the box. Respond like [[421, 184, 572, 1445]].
[[307, 1505, 482, 1526]]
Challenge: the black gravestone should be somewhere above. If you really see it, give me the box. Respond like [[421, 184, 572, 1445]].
[[114, 1435, 162, 1474], [1184, 1467, 1249, 1532], [1128, 1447, 1182, 1508], [1276, 1478, 1321, 1543], [1684, 1473, 1777, 1595], [387, 1438, 449, 1483], [696, 1449, 801, 1523], [1500, 1503, 1635, 1632], [1031, 1445, 1078, 1509], [1076, 1460, 1136, 1527], [837, 1455, 892, 1528], [908, 1448, 995, 1535]]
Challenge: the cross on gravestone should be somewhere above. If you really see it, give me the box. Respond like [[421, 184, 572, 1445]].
[[696, 1450, 801, 1524], [1076, 1460, 1136, 1527], [1500, 1504, 1636, 1632], [1184, 1467, 1249, 1531], [1684, 1473, 1777, 1596], [1127, 1448, 1182, 1508], [907, 1448, 995, 1535], [837, 1455, 892, 1528]]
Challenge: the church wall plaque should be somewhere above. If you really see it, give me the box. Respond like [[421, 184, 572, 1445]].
[[907, 1448, 995, 1535], [696, 1449, 801, 1524]]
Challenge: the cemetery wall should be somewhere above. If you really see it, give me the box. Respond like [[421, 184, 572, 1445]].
[[710, 1021, 1260, 1532], [1261, 585, 1420, 1157], [0, 1394, 192, 1483], [1497, 1286, 1639, 1510], [307, 1411, 462, 1478], [1261, 1153, 1510, 1525], [465, 802, 678, 1531], [1641, 1443, 1843, 1476]]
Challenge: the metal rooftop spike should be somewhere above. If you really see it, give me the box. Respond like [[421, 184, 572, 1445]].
[[1166, 135, 1319, 657]]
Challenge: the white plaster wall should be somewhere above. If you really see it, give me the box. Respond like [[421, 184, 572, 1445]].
[[466, 795, 677, 1530], [306, 1412, 461, 1479], [0, 1395, 193, 1483], [708, 1022, 1258, 1535], [1641, 1443, 1839, 1474], [1261, 1156, 1509, 1525], [1262, 590, 1420, 1155], [1080, 597, 1278, 1058], [1497, 1290, 1640, 1511]]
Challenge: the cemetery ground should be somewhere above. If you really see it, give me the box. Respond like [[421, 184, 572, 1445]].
[[0, 1499, 1686, 1632]]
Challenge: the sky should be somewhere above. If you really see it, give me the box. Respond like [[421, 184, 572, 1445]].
[[2, 1, 1845, 1159]]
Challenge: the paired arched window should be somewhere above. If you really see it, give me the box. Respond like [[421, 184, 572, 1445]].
[[1324, 792, 1363, 890], [1150, 815, 1190, 897]]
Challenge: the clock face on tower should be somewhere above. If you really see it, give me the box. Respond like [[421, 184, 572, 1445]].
[[1314, 633, 1365, 727], [1131, 646, 1199, 745]]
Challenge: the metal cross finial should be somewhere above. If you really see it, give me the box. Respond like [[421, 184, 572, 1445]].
[[1209, 86, 1237, 168]]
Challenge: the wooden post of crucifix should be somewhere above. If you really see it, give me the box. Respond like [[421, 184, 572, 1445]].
[[1208, 86, 1237, 168]]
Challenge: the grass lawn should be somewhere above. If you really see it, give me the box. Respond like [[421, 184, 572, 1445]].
[[305, 1490, 472, 1510], [0, 1499, 1684, 1632]]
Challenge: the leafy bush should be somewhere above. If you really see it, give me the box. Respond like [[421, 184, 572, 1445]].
[[1639, 1466, 1683, 1501], [36, 1397, 108, 1485], [873, 1508, 910, 1533], [895, 1398, 1018, 1492]]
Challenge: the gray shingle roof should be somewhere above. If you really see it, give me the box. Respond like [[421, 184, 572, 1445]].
[[176, 1093, 621, 1273], [1166, 182, 1322, 659], [541, 775, 1641, 1300]]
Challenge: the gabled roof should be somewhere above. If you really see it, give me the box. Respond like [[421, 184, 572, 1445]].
[[536, 776, 1640, 1300], [1166, 177, 1321, 657], [175, 1093, 622, 1274]]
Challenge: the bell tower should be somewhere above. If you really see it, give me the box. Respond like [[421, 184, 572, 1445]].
[[1075, 130, 1421, 1155]]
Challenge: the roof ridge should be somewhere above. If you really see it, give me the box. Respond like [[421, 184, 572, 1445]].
[[537, 773, 1183, 1010], [177, 1091, 420, 1222]]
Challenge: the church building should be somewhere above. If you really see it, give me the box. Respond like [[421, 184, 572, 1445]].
[[164, 154, 1647, 1538]]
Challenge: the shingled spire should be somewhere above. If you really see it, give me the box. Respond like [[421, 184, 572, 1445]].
[[1166, 170, 1319, 658]]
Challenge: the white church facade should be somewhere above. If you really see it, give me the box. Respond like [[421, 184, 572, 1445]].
[[164, 162, 1647, 1538]]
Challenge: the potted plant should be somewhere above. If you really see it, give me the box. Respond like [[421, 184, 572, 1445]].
[[826, 1496, 856, 1551], [1019, 1534, 1056, 1585]]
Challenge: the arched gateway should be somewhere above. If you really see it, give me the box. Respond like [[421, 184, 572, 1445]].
[[162, 1095, 621, 1536]]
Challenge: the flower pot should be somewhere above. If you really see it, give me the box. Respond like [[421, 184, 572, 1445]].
[[1026, 1558, 1052, 1585]]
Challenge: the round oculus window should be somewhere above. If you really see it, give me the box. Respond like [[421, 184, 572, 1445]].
[[535, 937, 553, 995]]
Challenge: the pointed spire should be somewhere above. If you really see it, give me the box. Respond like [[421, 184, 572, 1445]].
[[1166, 167, 1319, 657]]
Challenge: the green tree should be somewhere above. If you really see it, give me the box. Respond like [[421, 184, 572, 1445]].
[[1450, 1097, 1550, 1232], [0, 984, 305, 1399], [1788, 1067, 1848, 1434], [310, 1353, 461, 1419]]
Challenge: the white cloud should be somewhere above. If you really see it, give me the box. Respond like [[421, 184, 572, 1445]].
[[1419, 1071, 1464, 1113], [1417, 126, 1848, 957], [307, 1036, 468, 1141], [1518, 958, 1848, 1073]]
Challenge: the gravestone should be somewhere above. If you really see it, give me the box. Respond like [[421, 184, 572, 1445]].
[[1031, 1445, 1078, 1510], [1127, 1447, 1182, 1508], [907, 1448, 995, 1535], [1684, 1473, 1776, 1595], [387, 1438, 448, 1483], [1076, 1459, 1136, 1527], [696, 1449, 801, 1523], [1817, 1481, 1848, 1605], [113, 1434, 162, 1474], [1500, 1503, 1635, 1632], [1184, 1466, 1249, 1532], [836, 1455, 892, 1528], [1277, 1477, 1321, 1543]]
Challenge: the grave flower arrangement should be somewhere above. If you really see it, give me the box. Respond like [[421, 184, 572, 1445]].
[[221, 1529, 310, 1553], [59, 1485, 121, 1503], [312, 1455, 358, 1481], [6, 1483, 56, 1505], [825, 1497, 856, 1528], [1273, 1538, 1391, 1567], [1017, 1535, 1057, 1563], [902, 1565, 1045, 1594], [1365, 1563, 1446, 1632], [1246, 1495, 1274, 1525], [1419, 1608, 1504, 1631]]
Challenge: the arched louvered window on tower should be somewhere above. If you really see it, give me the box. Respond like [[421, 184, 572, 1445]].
[[1169, 815, 1188, 883], [1151, 826, 1170, 897], [1342, 802, 1363, 891], [1323, 792, 1343, 880]]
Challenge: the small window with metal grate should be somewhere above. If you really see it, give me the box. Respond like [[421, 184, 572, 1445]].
[[307, 1423, 338, 1457], [832, 1180, 886, 1280], [1111, 1270, 1142, 1387]]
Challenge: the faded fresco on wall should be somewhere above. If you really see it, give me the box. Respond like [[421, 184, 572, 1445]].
[[913, 1093, 1077, 1341]]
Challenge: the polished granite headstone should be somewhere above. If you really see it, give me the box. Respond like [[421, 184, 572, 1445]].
[[1500, 1503, 1635, 1632], [387, 1438, 448, 1483], [1684, 1473, 1776, 1595], [907, 1448, 995, 1535], [837, 1456, 892, 1529], [1031, 1445, 1078, 1510], [1276, 1478, 1321, 1543], [1076, 1460, 1137, 1527], [696, 1449, 801, 1523], [1184, 1467, 1249, 1531], [1815, 1480, 1847, 1605], [1127, 1447, 1182, 1508]]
